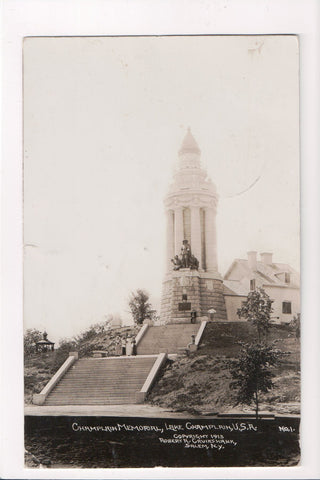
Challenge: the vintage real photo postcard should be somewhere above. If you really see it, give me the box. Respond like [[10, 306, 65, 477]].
[[23, 35, 300, 468]]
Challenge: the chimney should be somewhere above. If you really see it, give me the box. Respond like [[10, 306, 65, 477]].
[[247, 251, 257, 271], [260, 252, 273, 265]]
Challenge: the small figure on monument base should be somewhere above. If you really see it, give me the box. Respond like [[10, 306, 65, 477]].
[[189, 254, 199, 270], [190, 310, 197, 324], [171, 255, 182, 270], [171, 240, 199, 271]]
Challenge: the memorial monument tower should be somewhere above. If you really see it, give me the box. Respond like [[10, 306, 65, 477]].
[[160, 128, 227, 323]]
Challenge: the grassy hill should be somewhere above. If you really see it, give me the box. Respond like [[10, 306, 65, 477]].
[[148, 322, 300, 415], [25, 321, 300, 415]]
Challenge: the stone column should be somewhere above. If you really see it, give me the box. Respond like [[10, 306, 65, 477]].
[[174, 206, 184, 255], [190, 206, 201, 267], [204, 207, 218, 272], [166, 210, 174, 272]]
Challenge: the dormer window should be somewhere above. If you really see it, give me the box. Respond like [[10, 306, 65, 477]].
[[285, 272, 290, 284], [250, 279, 256, 291]]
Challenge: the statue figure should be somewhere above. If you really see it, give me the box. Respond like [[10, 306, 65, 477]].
[[171, 255, 182, 270], [190, 254, 199, 270], [171, 240, 199, 271], [181, 240, 191, 268]]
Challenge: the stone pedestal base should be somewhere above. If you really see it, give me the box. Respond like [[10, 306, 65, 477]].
[[160, 269, 227, 324]]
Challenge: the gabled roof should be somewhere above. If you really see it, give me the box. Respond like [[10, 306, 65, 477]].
[[223, 280, 248, 296], [224, 258, 300, 289]]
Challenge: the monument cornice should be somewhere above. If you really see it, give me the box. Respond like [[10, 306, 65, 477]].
[[163, 269, 222, 280], [164, 191, 218, 209]]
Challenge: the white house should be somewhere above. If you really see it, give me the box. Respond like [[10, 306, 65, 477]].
[[223, 251, 300, 323]]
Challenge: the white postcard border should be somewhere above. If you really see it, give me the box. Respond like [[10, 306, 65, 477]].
[[1, 0, 319, 478]]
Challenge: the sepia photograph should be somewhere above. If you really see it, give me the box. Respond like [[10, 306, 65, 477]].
[[22, 34, 302, 468]]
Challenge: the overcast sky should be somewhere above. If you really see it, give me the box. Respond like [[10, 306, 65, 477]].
[[23, 35, 299, 342]]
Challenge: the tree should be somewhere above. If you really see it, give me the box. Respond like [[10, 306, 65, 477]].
[[128, 289, 153, 325], [290, 313, 300, 341], [229, 342, 282, 420], [24, 328, 43, 356], [237, 287, 273, 342]]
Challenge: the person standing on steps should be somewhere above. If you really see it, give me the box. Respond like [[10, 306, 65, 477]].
[[191, 310, 197, 324], [121, 337, 127, 356], [187, 334, 196, 350], [131, 338, 137, 356], [115, 336, 122, 356]]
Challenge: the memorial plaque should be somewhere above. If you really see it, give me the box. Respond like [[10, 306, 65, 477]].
[[178, 302, 191, 311]]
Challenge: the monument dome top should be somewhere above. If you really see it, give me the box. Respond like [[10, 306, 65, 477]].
[[179, 128, 201, 155]]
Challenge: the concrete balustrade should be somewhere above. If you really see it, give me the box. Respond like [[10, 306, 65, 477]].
[[135, 352, 167, 403], [135, 324, 149, 346], [195, 320, 207, 347], [32, 352, 78, 405]]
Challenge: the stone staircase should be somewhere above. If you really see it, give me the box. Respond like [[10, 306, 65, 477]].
[[137, 323, 200, 355], [44, 356, 157, 405]]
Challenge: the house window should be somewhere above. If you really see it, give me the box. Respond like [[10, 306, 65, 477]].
[[282, 301, 292, 314], [285, 272, 290, 284], [182, 294, 187, 301], [250, 279, 256, 291]]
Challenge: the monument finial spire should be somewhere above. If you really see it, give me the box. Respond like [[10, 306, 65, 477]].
[[179, 128, 201, 155]]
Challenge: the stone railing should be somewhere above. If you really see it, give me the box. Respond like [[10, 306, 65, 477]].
[[135, 352, 167, 403], [32, 352, 78, 405], [194, 320, 207, 347], [135, 323, 149, 346]]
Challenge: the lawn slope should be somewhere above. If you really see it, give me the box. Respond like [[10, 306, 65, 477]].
[[147, 322, 300, 415]]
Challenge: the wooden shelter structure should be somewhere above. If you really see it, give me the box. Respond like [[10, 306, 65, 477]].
[[36, 331, 55, 353]]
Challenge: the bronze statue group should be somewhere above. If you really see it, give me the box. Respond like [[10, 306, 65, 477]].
[[171, 240, 199, 270]]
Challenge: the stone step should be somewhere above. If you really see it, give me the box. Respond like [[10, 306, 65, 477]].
[[51, 384, 145, 389], [66, 369, 153, 373], [65, 372, 152, 376], [51, 385, 145, 390], [44, 356, 158, 406], [45, 401, 137, 404], [137, 324, 199, 355], [46, 398, 137, 403], [47, 393, 137, 396], [45, 400, 137, 405], [46, 394, 137, 398]]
